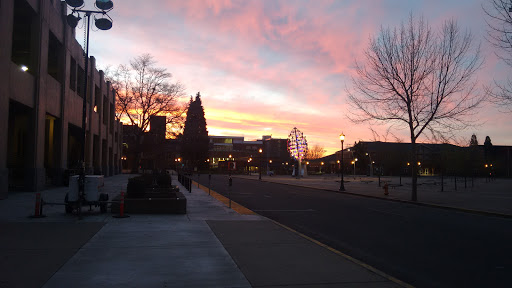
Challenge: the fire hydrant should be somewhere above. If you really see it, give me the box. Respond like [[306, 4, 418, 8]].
[[383, 183, 389, 196]]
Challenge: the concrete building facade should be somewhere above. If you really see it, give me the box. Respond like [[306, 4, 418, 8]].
[[206, 135, 293, 174], [0, 0, 122, 198]]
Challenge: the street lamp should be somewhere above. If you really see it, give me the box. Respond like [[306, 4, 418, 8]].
[[227, 154, 233, 177], [175, 158, 181, 174], [352, 158, 358, 179], [339, 133, 345, 191], [366, 152, 373, 176], [259, 148, 263, 180], [64, 0, 113, 217]]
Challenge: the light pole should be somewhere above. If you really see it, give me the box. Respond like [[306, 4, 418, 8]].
[[228, 154, 232, 177], [352, 158, 358, 179], [258, 148, 263, 180], [175, 157, 181, 174], [339, 133, 345, 191], [366, 153, 373, 176], [64, 0, 113, 218]]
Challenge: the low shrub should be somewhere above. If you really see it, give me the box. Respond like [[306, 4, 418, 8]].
[[126, 176, 145, 198]]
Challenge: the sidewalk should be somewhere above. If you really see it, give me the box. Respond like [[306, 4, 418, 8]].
[[0, 174, 404, 288], [233, 174, 512, 217]]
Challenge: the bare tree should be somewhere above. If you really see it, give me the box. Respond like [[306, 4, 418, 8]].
[[106, 54, 186, 137], [306, 144, 326, 160], [483, 0, 512, 110], [348, 15, 484, 201], [369, 126, 404, 143], [105, 54, 186, 169]]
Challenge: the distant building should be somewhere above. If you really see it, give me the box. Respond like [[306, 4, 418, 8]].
[[0, 0, 122, 197], [208, 136, 260, 171], [149, 115, 166, 141], [206, 135, 293, 174], [310, 141, 512, 177], [122, 116, 181, 173]]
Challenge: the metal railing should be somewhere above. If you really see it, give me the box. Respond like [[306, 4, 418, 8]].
[[178, 174, 192, 192]]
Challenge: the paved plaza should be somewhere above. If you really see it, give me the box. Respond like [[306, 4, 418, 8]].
[[0, 174, 403, 288]]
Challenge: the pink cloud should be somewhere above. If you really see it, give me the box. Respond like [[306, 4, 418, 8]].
[[83, 0, 512, 151]]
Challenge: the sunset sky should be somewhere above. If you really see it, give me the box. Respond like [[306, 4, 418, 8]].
[[79, 0, 512, 154]]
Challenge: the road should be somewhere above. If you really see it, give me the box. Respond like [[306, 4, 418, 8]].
[[194, 174, 512, 288]]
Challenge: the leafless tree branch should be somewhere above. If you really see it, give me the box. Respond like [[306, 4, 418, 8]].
[[347, 14, 484, 200], [482, 0, 512, 109], [105, 54, 186, 138]]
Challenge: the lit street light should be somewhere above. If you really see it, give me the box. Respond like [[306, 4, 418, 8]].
[[366, 152, 373, 176], [339, 133, 345, 191], [259, 148, 263, 180], [352, 158, 358, 179], [175, 158, 181, 174]]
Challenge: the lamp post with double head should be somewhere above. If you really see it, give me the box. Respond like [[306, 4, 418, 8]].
[[64, 0, 113, 218], [339, 133, 345, 191]]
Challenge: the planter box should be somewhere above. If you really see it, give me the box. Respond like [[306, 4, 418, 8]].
[[111, 191, 187, 214]]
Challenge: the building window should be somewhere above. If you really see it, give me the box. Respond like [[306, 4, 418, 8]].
[[102, 96, 108, 124], [94, 86, 101, 113], [76, 66, 85, 98], [109, 102, 114, 133], [47, 31, 63, 83], [11, 0, 38, 75], [69, 57, 77, 91]]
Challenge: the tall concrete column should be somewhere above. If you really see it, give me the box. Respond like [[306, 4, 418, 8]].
[[85, 56, 95, 172], [31, 1, 50, 191], [0, 0, 15, 198]]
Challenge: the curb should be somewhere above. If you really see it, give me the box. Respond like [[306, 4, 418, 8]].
[[234, 176, 512, 219], [190, 180, 256, 215], [270, 220, 414, 288]]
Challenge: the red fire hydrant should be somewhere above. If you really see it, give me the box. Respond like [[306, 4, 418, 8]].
[[383, 183, 389, 196]]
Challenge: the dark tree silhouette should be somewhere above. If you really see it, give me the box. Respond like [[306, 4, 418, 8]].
[[182, 92, 209, 170], [107, 54, 186, 136], [348, 14, 484, 201], [484, 136, 494, 163], [469, 134, 479, 146], [105, 54, 186, 170]]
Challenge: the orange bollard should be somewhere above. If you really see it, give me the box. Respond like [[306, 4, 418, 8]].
[[383, 183, 389, 196], [30, 193, 46, 218], [119, 192, 125, 216], [113, 191, 129, 218]]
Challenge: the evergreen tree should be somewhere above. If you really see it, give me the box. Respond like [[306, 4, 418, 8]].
[[469, 134, 479, 146], [484, 136, 494, 163], [182, 92, 209, 170], [468, 134, 482, 175]]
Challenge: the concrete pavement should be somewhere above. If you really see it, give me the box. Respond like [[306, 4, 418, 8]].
[[0, 174, 403, 288]]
